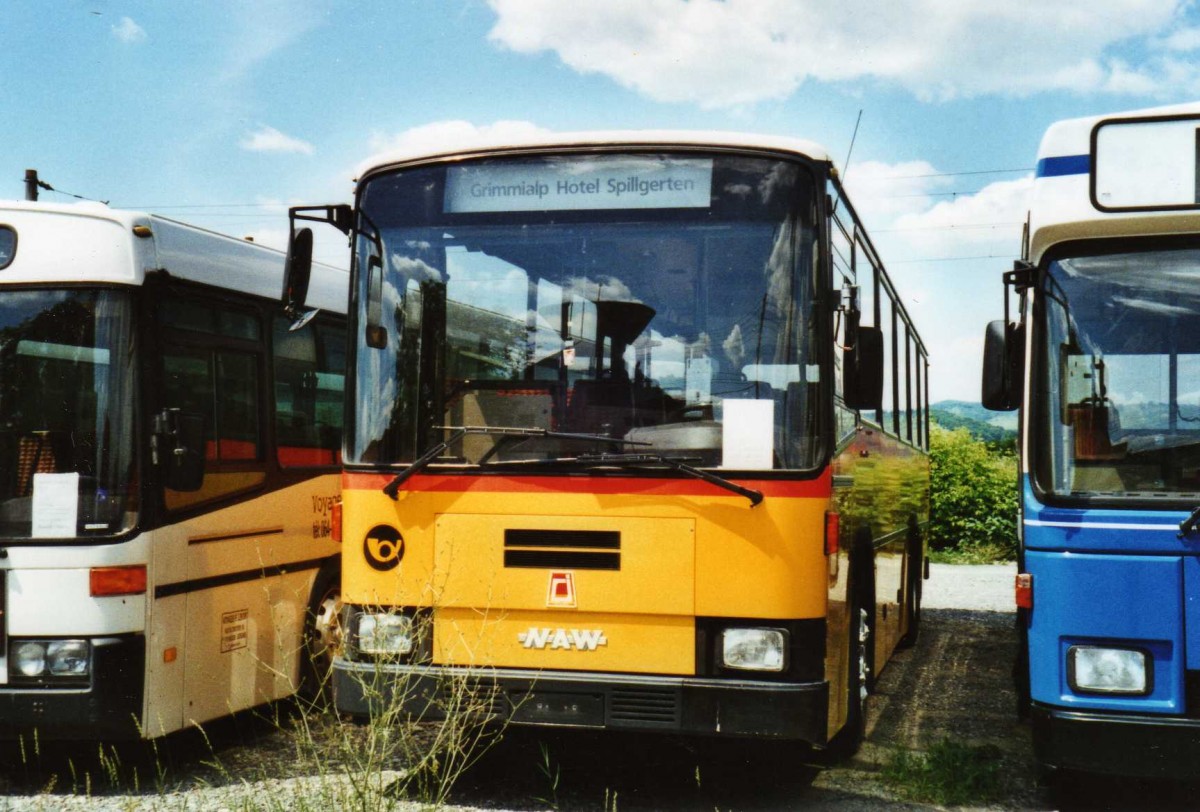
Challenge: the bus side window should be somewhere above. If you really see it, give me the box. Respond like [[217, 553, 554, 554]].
[[273, 317, 346, 467], [159, 298, 266, 510]]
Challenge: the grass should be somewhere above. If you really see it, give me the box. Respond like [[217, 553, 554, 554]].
[[882, 738, 1003, 806], [0, 624, 510, 810], [929, 544, 1014, 565]]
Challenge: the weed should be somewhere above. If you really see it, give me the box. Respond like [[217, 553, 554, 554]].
[[533, 741, 561, 809], [883, 737, 1002, 806]]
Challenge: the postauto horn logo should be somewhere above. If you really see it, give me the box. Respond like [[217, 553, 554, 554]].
[[364, 525, 404, 571]]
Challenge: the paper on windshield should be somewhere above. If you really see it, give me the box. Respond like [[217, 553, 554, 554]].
[[32, 472, 79, 538], [722, 399, 774, 469]]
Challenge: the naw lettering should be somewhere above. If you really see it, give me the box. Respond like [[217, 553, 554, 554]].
[[518, 628, 608, 651]]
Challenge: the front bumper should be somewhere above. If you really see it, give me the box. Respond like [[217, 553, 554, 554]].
[[334, 657, 829, 743], [0, 635, 145, 741], [1033, 701, 1200, 779]]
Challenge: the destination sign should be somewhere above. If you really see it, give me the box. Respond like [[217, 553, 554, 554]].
[[444, 158, 713, 213]]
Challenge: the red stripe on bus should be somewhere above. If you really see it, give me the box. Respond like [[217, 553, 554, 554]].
[[342, 469, 832, 498], [278, 446, 341, 467]]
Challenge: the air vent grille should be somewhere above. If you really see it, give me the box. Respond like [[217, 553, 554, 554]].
[[609, 687, 679, 726], [504, 529, 620, 570]]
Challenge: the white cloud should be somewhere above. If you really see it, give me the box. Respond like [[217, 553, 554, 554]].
[[367, 119, 554, 158], [889, 176, 1033, 255], [1163, 26, 1200, 50], [840, 162, 1034, 401], [112, 17, 146, 44], [241, 125, 315, 155], [360, 119, 554, 175], [217, 1, 326, 83], [486, 0, 1194, 107], [842, 160, 951, 221]]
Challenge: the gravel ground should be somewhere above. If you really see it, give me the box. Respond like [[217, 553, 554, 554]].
[[922, 562, 1016, 612], [0, 564, 1054, 811]]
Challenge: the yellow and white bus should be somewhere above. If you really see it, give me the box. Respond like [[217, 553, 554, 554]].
[[287, 131, 929, 754], [0, 200, 347, 740]]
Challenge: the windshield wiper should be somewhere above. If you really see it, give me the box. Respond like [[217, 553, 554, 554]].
[[495, 452, 764, 508], [382, 425, 648, 499], [579, 453, 764, 507], [1178, 505, 1200, 539]]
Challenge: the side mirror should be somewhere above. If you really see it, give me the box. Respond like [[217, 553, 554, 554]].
[[844, 326, 884, 411], [154, 409, 205, 492], [283, 227, 316, 329], [982, 320, 1024, 411], [365, 254, 387, 349]]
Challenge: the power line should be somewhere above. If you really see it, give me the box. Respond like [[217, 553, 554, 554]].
[[873, 222, 1024, 233], [889, 253, 1012, 264], [877, 189, 1022, 200], [119, 203, 283, 210], [847, 167, 1033, 180]]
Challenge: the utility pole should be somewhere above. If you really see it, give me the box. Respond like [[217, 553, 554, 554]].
[[24, 169, 38, 202]]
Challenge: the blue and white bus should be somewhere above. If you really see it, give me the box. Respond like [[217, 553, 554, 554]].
[[983, 101, 1200, 778], [0, 200, 347, 740]]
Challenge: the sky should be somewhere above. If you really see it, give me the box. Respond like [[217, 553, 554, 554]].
[[4, 0, 1199, 402]]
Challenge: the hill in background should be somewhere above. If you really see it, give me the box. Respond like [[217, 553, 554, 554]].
[[929, 400, 1017, 446]]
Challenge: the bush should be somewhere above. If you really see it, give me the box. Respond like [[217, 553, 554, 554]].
[[929, 425, 1018, 562]]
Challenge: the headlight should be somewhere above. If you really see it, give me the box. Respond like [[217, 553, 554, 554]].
[[721, 628, 787, 672], [11, 639, 91, 681], [48, 640, 91, 676], [1068, 645, 1150, 695], [356, 612, 414, 656], [13, 641, 47, 678]]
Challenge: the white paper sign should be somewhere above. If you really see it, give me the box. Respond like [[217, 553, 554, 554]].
[[32, 472, 80, 538], [445, 158, 713, 213], [722, 399, 775, 470]]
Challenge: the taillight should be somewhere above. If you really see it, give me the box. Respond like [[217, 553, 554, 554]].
[[331, 500, 343, 543], [90, 565, 147, 597], [824, 511, 840, 556], [1015, 572, 1033, 609]]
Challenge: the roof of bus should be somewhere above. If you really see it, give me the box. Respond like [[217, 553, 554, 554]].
[[0, 199, 348, 314], [1036, 100, 1200, 162], [1029, 100, 1200, 263], [356, 129, 834, 179]]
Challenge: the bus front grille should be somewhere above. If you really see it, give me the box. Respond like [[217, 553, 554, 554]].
[[609, 687, 680, 726], [503, 529, 621, 571]]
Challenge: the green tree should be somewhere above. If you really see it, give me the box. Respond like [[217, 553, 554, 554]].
[[929, 425, 1018, 562]]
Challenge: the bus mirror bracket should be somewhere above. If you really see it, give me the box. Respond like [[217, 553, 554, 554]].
[[290, 203, 353, 235], [283, 204, 353, 329], [983, 260, 1032, 412], [844, 326, 883, 411], [153, 408, 205, 492]]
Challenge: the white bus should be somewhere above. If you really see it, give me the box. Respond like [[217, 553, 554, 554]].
[[0, 200, 348, 740]]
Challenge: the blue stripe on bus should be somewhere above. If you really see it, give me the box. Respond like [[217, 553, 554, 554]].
[[1036, 154, 1091, 178]]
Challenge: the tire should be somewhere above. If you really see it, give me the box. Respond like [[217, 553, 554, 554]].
[[299, 562, 342, 702], [1013, 610, 1031, 720], [898, 528, 923, 648], [827, 554, 874, 761]]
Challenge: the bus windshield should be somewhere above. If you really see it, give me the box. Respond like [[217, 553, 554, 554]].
[[1036, 245, 1200, 501], [349, 152, 820, 471], [0, 289, 138, 539]]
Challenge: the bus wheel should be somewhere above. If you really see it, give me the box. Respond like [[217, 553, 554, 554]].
[[827, 566, 873, 760], [300, 563, 342, 702]]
